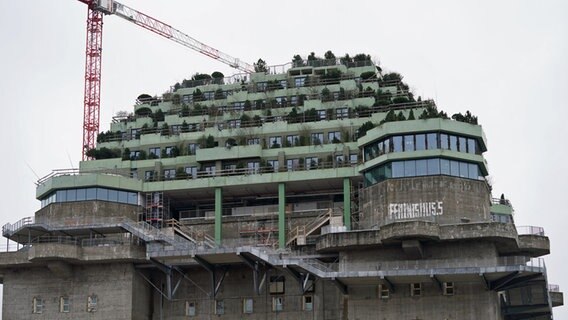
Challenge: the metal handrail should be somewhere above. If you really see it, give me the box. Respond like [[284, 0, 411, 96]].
[[516, 226, 545, 236]]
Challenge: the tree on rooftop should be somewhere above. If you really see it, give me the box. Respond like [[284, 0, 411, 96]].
[[254, 58, 268, 73], [324, 50, 336, 60], [292, 54, 303, 67]]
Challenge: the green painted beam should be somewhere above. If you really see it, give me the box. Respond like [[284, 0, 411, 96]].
[[343, 178, 351, 230], [215, 187, 222, 245], [278, 183, 286, 249]]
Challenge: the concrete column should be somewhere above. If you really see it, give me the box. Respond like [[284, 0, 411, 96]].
[[278, 183, 286, 249], [215, 187, 222, 245], [343, 178, 351, 230]]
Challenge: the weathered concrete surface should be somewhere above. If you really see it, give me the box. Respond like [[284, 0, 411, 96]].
[[2, 263, 151, 320], [517, 234, 550, 256], [35, 201, 140, 226]]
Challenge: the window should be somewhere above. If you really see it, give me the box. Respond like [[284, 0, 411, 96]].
[[60, 296, 70, 313], [450, 160, 460, 176], [129, 150, 142, 160], [311, 133, 323, 145], [224, 163, 237, 172], [290, 95, 298, 106], [228, 119, 241, 128], [185, 166, 197, 179], [280, 79, 288, 89], [149, 147, 160, 158], [295, 77, 306, 87], [443, 282, 455, 296], [87, 294, 97, 312], [467, 138, 477, 154], [410, 283, 421, 297], [182, 94, 193, 104], [404, 160, 416, 177], [427, 158, 440, 175], [317, 110, 327, 120], [393, 136, 403, 152], [335, 155, 345, 167], [164, 146, 175, 157], [415, 134, 426, 151], [328, 131, 341, 143], [256, 82, 267, 92], [170, 125, 181, 135], [305, 157, 319, 170], [243, 298, 254, 314], [247, 138, 260, 145], [286, 135, 299, 147], [185, 301, 196, 316], [33, 297, 44, 314], [276, 97, 287, 107], [303, 295, 313, 311], [269, 136, 282, 148], [404, 135, 414, 151], [416, 159, 427, 176], [427, 133, 438, 150], [468, 163, 479, 179], [269, 276, 285, 294], [440, 159, 450, 175], [247, 161, 260, 174], [459, 137, 467, 153], [459, 162, 468, 178], [268, 160, 279, 172], [392, 162, 404, 178], [163, 169, 176, 180], [188, 143, 199, 155], [349, 154, 358, 164], [287, 159, 300, 171], [379, 284, 390, 299], [215, 300, 224, 315], [440, 134, 449, 150], [204, 165, 216, 176], [232, 102, 245, 111], [145, 170, 154, 181], [272, 297, 284, 312], [449, 135, 458, 151], [336, 108, 349, 119], [203, 91, 214, 100]]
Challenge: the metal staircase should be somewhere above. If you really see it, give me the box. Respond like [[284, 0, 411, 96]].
[[166, 219, 216, 248], [286, 208, 335, 246]]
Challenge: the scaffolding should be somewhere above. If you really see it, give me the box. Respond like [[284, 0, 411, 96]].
[[144, 192, 170, 228]]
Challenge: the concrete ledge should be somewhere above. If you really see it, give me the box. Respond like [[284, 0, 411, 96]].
[[550, 291, 564, 307], [316, 222, 521, 253], [517, 235, 550, 256], [29, 244, 80, 261]]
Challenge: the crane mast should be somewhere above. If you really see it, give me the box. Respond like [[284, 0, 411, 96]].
[[77, 0, 254, 160]]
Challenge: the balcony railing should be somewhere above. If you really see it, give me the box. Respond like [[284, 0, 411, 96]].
[[517, 225, 545, 236]]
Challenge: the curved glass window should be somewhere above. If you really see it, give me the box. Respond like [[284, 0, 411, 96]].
[[363, 132, 480, 162], [363, 158, 483, 187], [40, 187, 139, 208]]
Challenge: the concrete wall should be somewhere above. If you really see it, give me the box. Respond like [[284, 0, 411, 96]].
[[359, 176, 491, 229], [36, 201, 140, 226], [150, 265, 343, 320], [348, 282, 502, 320], [2, 263, 148, 320]]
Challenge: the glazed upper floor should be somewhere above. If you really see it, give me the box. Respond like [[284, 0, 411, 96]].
[[37, 118, 488, 201]]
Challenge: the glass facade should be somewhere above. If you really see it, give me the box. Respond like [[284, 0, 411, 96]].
[[363, 132, 480, 162], [363, 158, 481, 186], [41, 187, 139, 208]]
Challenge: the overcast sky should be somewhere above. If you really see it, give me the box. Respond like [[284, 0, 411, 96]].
[[0, 0, 566, 317]]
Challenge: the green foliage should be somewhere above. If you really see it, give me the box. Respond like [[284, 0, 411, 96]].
[[408, 109, 416, 120], [225, 138, 237, 147], [180, 105, 190, 117], [244, 100, 252, 111], [96, 130, 123, 143], [191, 104, 207, 116], [161, 123, 170, 136], [357, 121, 376, 138], [152, 109, 164, 122], [122, 148, 130, 161], [360, 71, 376, 80], [419, 104, 449, 120], [321, 88, 332, 102], [396, 111, 406, 121], [211, 72, 224, 84], [392, 96, 410, 104], [240, 114, 252, 127], [451, 110, 478, 124], [192, 73, 212, 81], [353, 53, 371, 62], [192, 89, 205, 102], [86, 147, 121, 160], [355, 105, 371, 117], [292, 54, 304, 67], [214, 89, 225, 100], [381, 72, 403, 82], [181, 121, 189, 133], [254, 58, 268, 73], [324, 50, 336, 60], [172, 94, 181, 105]]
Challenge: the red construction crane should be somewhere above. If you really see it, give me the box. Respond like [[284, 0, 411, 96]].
[[77, 0, 255, 160]]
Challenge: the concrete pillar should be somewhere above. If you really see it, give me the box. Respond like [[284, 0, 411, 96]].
[[278, 183, 286, 249], [343, 178, 351, 230], [215, 187, 222, 245]]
